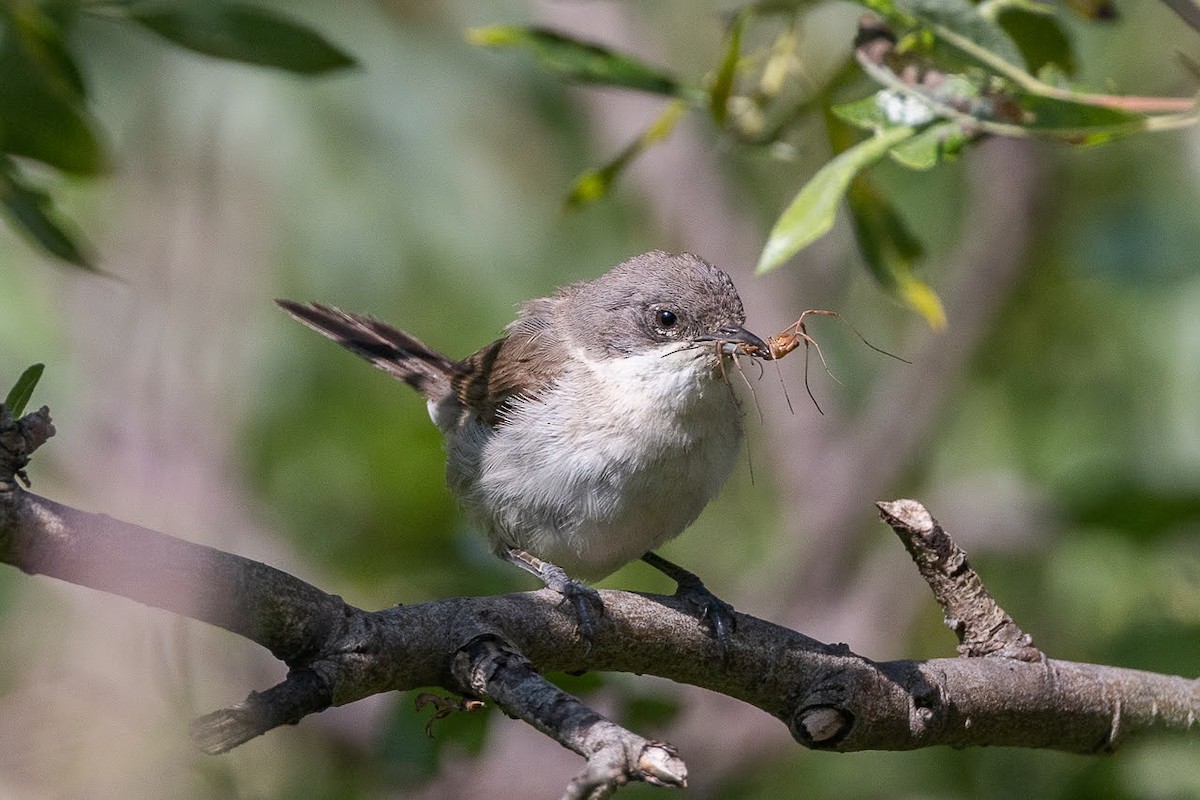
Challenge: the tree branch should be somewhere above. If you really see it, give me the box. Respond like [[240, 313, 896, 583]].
[[450, 633, 688, 798], [2, 404, 1198, 796], [877, 499, 1042, 662]]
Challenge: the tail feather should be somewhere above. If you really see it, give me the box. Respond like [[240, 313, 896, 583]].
[[276, 300, 454, 401]]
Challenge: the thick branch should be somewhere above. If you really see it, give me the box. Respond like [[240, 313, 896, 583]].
[[3, 483, 1197, 755], [2, 405, 1198, 789], [2, 487, 349, 666]]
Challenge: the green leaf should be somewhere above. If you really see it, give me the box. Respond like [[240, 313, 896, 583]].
[[888, 119, 970, 169], [0, 157, 94, 268], [899, 0, 1026, 68], [5, 363, 45, 418], [468, 26, 681, 96], [756, 125, 916, 274], [997, 9, 1077, 76], [709, 9, 748, 127], [833, 93, 970, 168], [1008, 91, 1148, 142], [10, 4, 89, 100], [128, 2, 356, 75], [0, 15, 109, 175], [831, 95, 889, 131], [567, 100, 686, 206], [846, 178, 945, 328]]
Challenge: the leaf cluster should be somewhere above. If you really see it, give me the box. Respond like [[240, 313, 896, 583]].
[[470, 1, 1198, 327], [0, 0, 354, 270]]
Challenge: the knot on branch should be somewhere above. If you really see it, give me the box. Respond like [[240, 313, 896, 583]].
[[790, 673, 867, 749], [0, 405, 55, 489], [791, 705, 854, 748]]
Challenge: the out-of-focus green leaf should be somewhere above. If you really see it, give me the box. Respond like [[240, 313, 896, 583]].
[[831, 95, 889, 130], [128, 2, 355, 75], [899, 0, 1026, 67], [847, 177, 945, 328], [467, 26, 681, 96], [4, 363, 45, 418], [0, 17, 108, 175], [833, 93, 968, 169], [997, 9, 1077, 76], [709, 9, 748, 127], [567, 100, 686, 207], [757, 124, 915, 274], [1009, 91, 1148, 142], [888, 119, 969, 169], [0, 158, 94, 268], [10, 4, 89, 99]]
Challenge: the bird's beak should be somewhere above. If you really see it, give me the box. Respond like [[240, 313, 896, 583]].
[[702, 325, 770, 357]]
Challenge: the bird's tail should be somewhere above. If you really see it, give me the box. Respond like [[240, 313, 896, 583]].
[[276, 300, 454, 401]]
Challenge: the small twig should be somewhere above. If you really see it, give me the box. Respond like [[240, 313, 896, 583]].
[[876, 498, 1042, 662], [190, 668, 334, 754], [450, 634, 688, 798], [0, 404, 56, 493]]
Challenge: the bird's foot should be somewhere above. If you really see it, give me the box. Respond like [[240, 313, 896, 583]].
[[675, 579, 737, 654], [505, 548, 605, 647], [642, 552, 736, 660], [555, 577, 605, 645]]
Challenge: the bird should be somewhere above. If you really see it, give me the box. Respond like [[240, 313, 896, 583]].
[[277, 250, 767, 648]]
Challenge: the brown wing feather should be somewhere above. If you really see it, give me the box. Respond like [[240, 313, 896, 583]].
[[453, 304, 568, 426]]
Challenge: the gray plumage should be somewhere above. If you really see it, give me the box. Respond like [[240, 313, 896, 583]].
[[277, 251, 764, 582]]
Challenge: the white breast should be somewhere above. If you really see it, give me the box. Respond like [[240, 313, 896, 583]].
[[443, 344, 744, 581]]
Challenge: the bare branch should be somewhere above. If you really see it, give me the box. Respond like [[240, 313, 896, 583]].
[[2, 404, 1199, 795], [0, 404, 55, 496], [451, 634, 687, 798], [189, 667, 334, 754], [877, 499, 1042, 662]]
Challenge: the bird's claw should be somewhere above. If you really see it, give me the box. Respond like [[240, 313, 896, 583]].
[[506, 549, 606, 650], [559, 579, 606, 648], [676, 580, 736, 661]]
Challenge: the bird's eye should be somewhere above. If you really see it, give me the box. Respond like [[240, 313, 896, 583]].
[[655, 309, 678, 328]]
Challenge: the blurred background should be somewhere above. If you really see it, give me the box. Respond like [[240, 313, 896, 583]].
[[1, 0, 1199, 797]]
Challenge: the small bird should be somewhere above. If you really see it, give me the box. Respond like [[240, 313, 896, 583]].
[[278, 251, 767, 647]]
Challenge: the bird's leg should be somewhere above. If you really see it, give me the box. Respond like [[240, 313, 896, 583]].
[[642, 551, 736, 657], [504, 548, 605, 646]]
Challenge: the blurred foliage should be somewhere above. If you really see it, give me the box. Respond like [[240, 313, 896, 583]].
[[471, 0, 1199, 326], [0, 0, 353, 269], [1, 0, 1199, 798]]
